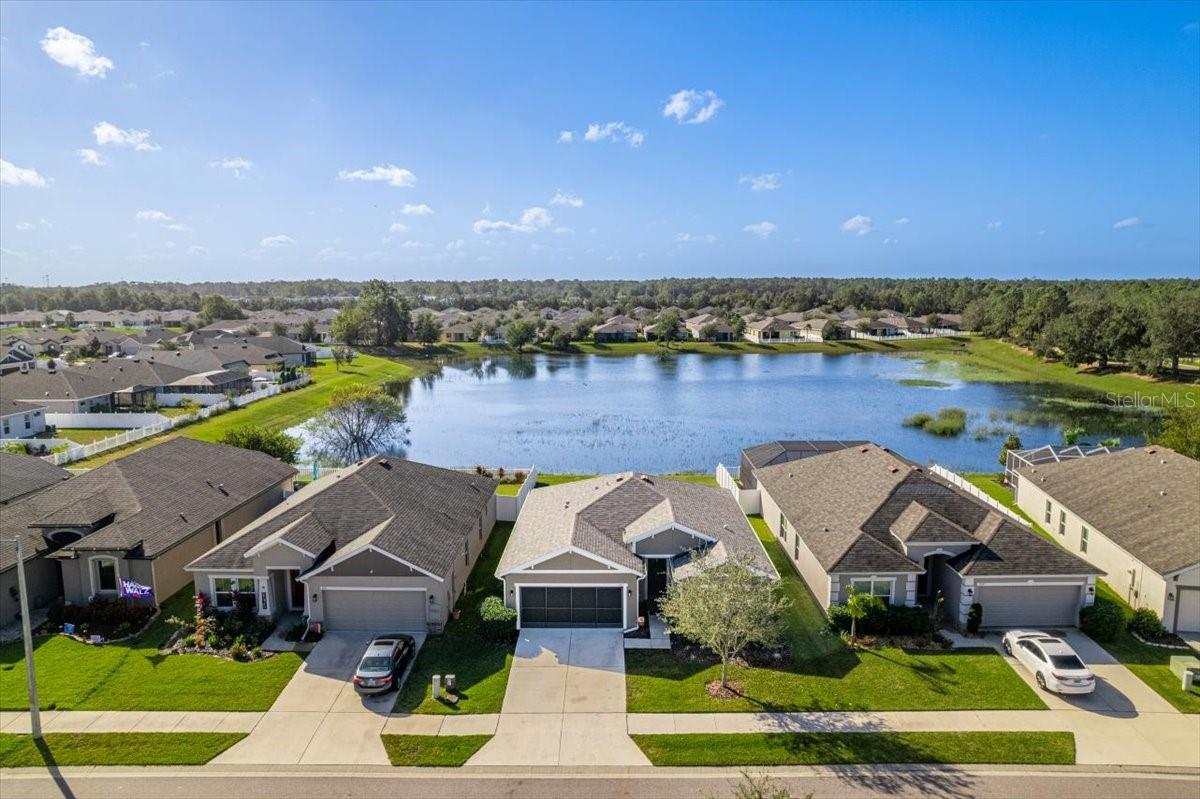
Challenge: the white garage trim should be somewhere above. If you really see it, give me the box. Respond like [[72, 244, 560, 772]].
[[513, 581, 631, 631], [1173, 585, 1200, 633], [320, 586, 426, 591]]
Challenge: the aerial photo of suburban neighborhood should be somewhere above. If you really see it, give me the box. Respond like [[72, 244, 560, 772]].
[[0, 2, 1198, 798]]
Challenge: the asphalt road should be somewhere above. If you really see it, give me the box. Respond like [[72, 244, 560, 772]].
[[2, 766, 1198, 799]]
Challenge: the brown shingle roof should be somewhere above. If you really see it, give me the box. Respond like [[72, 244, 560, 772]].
[[0, 453, 70, 505], [1017, 446, 1200, 575]]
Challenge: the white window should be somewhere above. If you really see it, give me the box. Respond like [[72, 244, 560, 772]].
[[1058, 510, 1066, 536], [1080, 527, 1089, 554], [1044, 500, 1052, 524], [212, 577, 257, 610], [91, 557, 119, 595], [849, 578, 893, 603]]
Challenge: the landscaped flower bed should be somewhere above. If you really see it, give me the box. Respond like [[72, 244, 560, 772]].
[[166, 593, 276, 661], [47, 596, 157, 642]]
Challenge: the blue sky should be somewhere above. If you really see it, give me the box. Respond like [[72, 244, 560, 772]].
[[1, 1, 1198, 286]]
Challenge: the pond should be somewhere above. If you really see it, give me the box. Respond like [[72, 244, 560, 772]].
[[288, 352, 1158, 473]]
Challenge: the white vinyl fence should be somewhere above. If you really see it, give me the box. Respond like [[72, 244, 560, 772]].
[[495, 467, 539, 521], [45, 412, 168, 429], [928, 464, 1030, 527], [715, 463, 761, 514], [42, 374, 312, 466]]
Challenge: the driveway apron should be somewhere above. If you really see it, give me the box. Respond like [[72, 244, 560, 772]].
[[468, 628, 650, 766]]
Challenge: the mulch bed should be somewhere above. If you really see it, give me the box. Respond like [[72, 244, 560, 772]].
[[705, 680, 745, 699]]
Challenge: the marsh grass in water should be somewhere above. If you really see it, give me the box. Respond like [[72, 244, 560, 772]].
[[903, 407, 968, 436], [897, 378, 951, 387]]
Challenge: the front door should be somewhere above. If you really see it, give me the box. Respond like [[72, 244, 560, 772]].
[[288, 570, 305, 610], [647, 559, 669, 611]]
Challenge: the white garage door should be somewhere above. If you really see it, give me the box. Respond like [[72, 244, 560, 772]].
[[322, 589, 426, 631], [1176, 587, 1200, 634], [976, 584, 1082, 628]]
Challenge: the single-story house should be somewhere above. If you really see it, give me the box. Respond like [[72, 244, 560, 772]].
[[0, 452, 70, 506], [443, 321, 476, 343], [70, 358, 198, 409], [495, 473, 777, 631], [0, 438, 295, 618], [0, 366, 115, 412], [187, 456, 497, 633], [1011, 445, 1199, 633], [0, 397, 49, 440], [0, 344, 36, 374], [685, 314, 734, 341], [745, 441, 1101, 629], [4, 333, 65, 356], [743, 316, 816, 343], [63, 330, 140, 358], [739, 439, 871, 489], [592, 316, 640, 343]]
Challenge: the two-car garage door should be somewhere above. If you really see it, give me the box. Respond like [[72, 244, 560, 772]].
[[975, 584, 1082, 628], [322, 589, 426, 631], [519, 586, 623, 628]]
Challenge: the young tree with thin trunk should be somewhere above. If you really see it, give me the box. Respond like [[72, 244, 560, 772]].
[[844, 587, 885, 643], [658, 554, 787, 690], [303, 384, 408, 463]]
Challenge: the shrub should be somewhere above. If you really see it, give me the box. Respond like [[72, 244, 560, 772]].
[[220, 425, 301, 464], [1128, 607, 1166, 640], [1080, 597, 1125, 642], [478, 595, 517, 643], [50, 596, 155, 639], [966, 603, 983, 634], [827, 603, 933, 637]]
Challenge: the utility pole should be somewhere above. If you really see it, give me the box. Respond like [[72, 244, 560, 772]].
[[13, 537, 41, 739]]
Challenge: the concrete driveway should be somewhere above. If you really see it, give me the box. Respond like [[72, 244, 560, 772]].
[[468, 628, 650, 767], [214, 630, 425, 765]]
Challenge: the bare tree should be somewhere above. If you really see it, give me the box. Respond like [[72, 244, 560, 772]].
[[304, 384, 408, 463]]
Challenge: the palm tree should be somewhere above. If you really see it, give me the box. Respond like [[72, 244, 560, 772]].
[[844, 587, 885, 643]]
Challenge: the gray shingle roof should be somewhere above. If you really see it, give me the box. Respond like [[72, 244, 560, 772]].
[[754, 442, 1100, 577], [497, 474, 776, 579], [742, 440, 871, 470], [187, 456, 497, 579], [0, 367, 115, 402], [1016, 446, 1200, 575], [1, 438, 296, 572], [0, 453, 71, 505]]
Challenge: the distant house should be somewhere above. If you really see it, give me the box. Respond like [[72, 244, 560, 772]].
[[4, 332, 66, 356], [443, 321, 476, 343], [684, 313, 733, 341], [1011, 446, 1199, 634], [0, 452, 70, 506], [188, 456, 497, 633], [743, 441, 1101, 629], [592, 316, 640, 343], [495, 473, 776, 630], [743, 316, 818, 343], [63, 330, 140, 358], [0, 345, 36, 374], [0, 397, 49, 439], [0, 438, 295, 616]]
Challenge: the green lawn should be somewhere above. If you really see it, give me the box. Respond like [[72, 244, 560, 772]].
[[624, 516, 1045, 712], [632, 731, 1076, 767], [72, 355, 415, 467], [0, 733, 245, 767], [962, 473, 1200, 714], [381, 735, 491, 766], [57, 428, 125, 445], [0, 589, 301, 711], [393, 523, 515, 714]]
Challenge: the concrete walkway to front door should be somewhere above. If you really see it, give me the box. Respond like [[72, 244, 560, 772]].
[[466, 628, 650, 766]]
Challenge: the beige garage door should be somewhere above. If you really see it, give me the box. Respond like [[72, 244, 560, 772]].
[[1176, 587, 1200, 633], [322, 589, 426, 631], [975, 584, 1082, 628]]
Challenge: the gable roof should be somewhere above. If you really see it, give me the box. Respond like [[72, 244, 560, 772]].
[[0, 453, 71, 505], [1017, 446, 1199, 575], [497, 474, 776, 578], [742, 439, 871, 470], [1, 438, 295, 572], [0, 367, 116, 403], [754, 442, 1099, 577], [186, 456, 497, 579]]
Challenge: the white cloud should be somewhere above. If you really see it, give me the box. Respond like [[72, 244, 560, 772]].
[[209, 157, 252, 177], [986, 220, 1003, 230], [337, 164, 416, 188], [840, 215, 875, 237], [388, 222, 408, 233], [164, 223, 188, 232], [401, 240, 428, 249], [550, 191, 584, 208], [446, 239, 465, 250], [186, 245, 208, 256], [40, 27, 113, 78], [260, 234, 295, 248], [663, 89, 724, 124], [77, 148, 106, 166], [583, 121, 645, 147], [473, 206, 554, 234], [1113, 216, 1142, 230], [738, 173, 781, 192], [0, 159, 49, 187], [743, 221, 777, 239], [134, 209, 171, 222], [93, 121, 160, 151], [676, 232, 717, 244], [557, 130, 574, 143], [894, 217, 910, 225], [883, 237, 898, 245], [15, 222, 35, 231], [401, 203, 434, 216]]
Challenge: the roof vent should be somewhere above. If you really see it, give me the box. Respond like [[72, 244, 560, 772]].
[[217, 483, 227, 495], [1160, 490, 1167, 496], [379, 459, 391, 469], [638, 474, 653, 483], [860, 446, 869, 453], [889, 466, 900, 473]]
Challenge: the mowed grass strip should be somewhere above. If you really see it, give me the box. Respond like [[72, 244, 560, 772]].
[[0, 732, 246, 767], [393, 523, 515, 714], [381, 735, 491, 766], [631, 731, 1076, 767], [0, 589, 301, 712], [623, 516, 1044, 713]]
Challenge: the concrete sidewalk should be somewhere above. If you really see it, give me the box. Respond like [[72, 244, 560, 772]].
[[0, 710, 261, 735]]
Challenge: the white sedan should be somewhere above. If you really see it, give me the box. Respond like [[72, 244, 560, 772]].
[[1001, 631, 1096, 695]]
